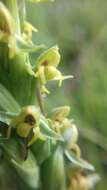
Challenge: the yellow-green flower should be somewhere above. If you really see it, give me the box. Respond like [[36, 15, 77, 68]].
[[22, 22, 38, 44], [34, 46, 73, 93]]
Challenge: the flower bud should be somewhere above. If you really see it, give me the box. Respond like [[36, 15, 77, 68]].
[[62, 120, 78, 142], [22, 22, 38, 43], [69, 172, 89, 190], [68, 172, 100, 190], [69, 124, 79, 145], [51, 106, 71, 122]]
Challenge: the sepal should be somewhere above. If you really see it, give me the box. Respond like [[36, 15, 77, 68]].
[[11, 150, 40, 188], [15, 35, 45, 53], [65, 150, 95, 172], [40, 117, 64, 141]]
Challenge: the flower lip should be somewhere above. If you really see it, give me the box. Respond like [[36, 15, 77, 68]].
[[24, 114, 36, 126], [42, 60, 48, 66]]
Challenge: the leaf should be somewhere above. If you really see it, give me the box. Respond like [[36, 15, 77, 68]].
[[41, 146, 66, 190], [0, 137, 8, 144], [11, 150, 40, 189], [0, 84, 20, 112], [1, 138, 25, 162], [0, 111, 17, 124], [15, 35, 45, 53], [40, 118, 63, 141], [0, 111, 17, 118], [31, 139, 51, 165], [64, 150, 95, 172], [0, 120, 9, 136]]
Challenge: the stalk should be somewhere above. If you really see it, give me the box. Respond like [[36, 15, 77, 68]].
[[0, 1, 96, 190], [0, 0, 37, 106], [36, 81, 46, 116]]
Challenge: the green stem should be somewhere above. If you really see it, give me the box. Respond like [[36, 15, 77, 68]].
[[36, 81, 46, 116], [0, 0, 37, 106]]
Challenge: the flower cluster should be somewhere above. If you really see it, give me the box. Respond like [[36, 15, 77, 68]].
[[0, 1, 97, 190]]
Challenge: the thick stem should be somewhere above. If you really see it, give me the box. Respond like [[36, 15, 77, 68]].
[[0, 0, 37, 106]]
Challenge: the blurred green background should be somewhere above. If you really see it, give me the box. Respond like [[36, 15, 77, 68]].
[[27, 0, 107, 189]]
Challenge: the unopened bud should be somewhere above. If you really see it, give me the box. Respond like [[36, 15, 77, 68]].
[[22, 22, 38, 43], [69, 172, 89, 190], [51, 106, 70, 122]]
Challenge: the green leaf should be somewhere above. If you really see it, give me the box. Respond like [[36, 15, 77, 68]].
[[0, 161, 18, 190], [0, 137, 8, 144], [15, 35, 45, 53], [0, 110, 17, 119], [41, 146, 66, 190], [1, 138, 25, 162], [0, 121, 9, 137], [0, 111, 18, 125], [31, 139, 51, 165], [64, 150, 95, 172], [11, 150, 40, 189], [40, 117, 63, 141], [0, 84, 20, 112]]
